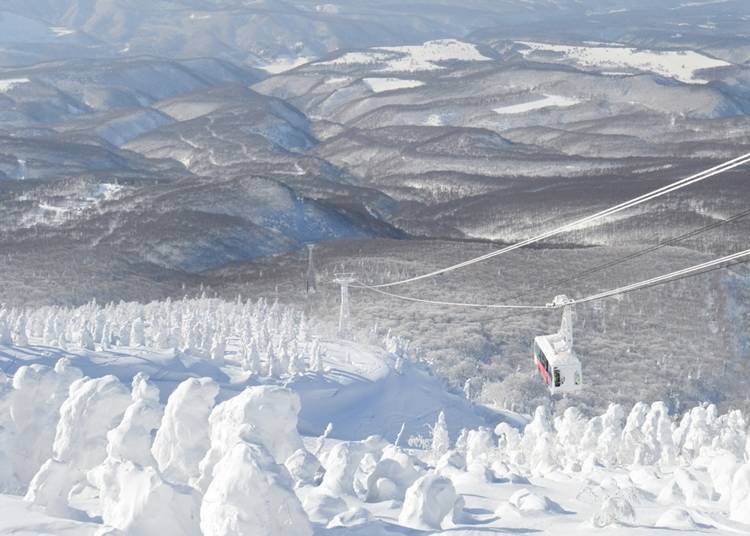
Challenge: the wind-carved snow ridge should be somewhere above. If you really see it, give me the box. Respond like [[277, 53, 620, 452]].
[[3, 298, 750, 534], [322, 39, 491, 72], [518, 41, 730, 84]]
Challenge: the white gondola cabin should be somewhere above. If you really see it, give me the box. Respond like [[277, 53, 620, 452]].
[[533, 295, 582, 394]]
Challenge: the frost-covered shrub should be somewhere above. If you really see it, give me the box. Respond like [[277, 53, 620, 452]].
[[200, 441, 313, 536], [399, 473, 462, 530], [675, 405, 714, 462], [0, 310, 13, 345], [618, 402, 649, 465], [579, 415, 603, 462], [285, 449, 324, 488], [591, 496, 636, 527], [90, 460, 201, 535], [12, 297, 317, 378], [436, 450, 467, 477], [320, 436, 385, 496], [494, 422, 522, 456], [2, 359, 83, 492], [729, 464, 750, 524], [639, 402, 675, 468], [26, 375, 132, 515], [196, 386, 304, 491], [554, 407, 587, 466], [530, 432, 559, 475], [354, 444, 422, 502], [500, 489, 565, 516], [152, 377, 219, 486], [521, 406, 553, 456], [712, 409, 746, 460], [596, 404, 625, 467], [105, 373, 163, 467], [431, 411, 450, 460], [466, 427, 495, 467], [0, 371, 13, 489], [707, 450, 738, 501], [657, 468, 710, 507]]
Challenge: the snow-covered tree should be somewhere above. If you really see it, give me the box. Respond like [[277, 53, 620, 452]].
[[309, 339, 324, 373], [79, 325, 95, 351], [210, 335, 225, 366], [244, 339, 261, 375], [0, 314, 13, 346], [431, 411, 450, 460], [596, 404, 625, 467]]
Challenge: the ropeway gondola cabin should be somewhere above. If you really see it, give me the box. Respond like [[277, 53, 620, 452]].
[[533, 295, 582, 394]]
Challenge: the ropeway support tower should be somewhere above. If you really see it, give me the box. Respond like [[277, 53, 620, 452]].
[[334, 273, 356, 339], [306, 244, 317, 295]]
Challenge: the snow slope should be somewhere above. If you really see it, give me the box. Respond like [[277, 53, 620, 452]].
[[518, 41, 731, 83], [0, 299, 491, 441], [322, 39, 492, 72], [1, 299, 750, 535], [363, 78, 425, 93], [494, 95, 581, 114], [0, 77, 30, 92]]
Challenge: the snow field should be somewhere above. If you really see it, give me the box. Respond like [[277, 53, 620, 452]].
[[362, 78, 424, 93], [518, 41, 731, 83], [1, 300, 750, 534], [322, 39, 491, 72], [493, 94, 582, 114], [259, 56, 315, 74], [0, 297, 319, 379], [0, 77, 31, 92]]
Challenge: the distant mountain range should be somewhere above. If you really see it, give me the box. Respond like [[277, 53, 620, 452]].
[[1, 0, 749, 304]]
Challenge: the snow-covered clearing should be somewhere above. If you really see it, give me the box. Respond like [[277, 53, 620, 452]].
[[0, 77, 31, 92], [260, 56, 315, 74], [32, 183, 127, 223], [363, 77, 424, 93], [322, 39, 491, 72], [425, 113, 446, 126], [50, 26, 76, 37], [518, 41, 730, 83], [494, 95, 581, 114], [1, 298, 750, 535]]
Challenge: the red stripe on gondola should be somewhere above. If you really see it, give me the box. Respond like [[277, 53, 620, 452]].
[[535, 358, 551, 384]]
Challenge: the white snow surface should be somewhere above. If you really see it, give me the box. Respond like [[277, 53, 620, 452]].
[[260, 56, 315, 74], [518, 41, 731, 83], [1, 298, 750, 535], [0, 77, 31, 92], [363, 77, 425, 93], [322, 39, 491, 72], [494, 95, 581, 114]]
